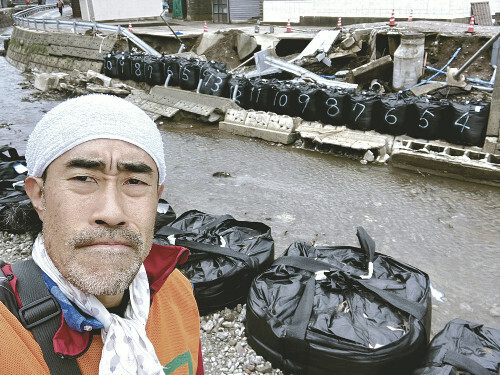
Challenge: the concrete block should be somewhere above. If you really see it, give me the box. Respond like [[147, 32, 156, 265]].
[[482, 137, 499, 154], [236, 33, 258, 60], [246, 112, 270, 129], [341, 36, 356, 49], [225, 109, 248, 124], [87, 70, 112, 87], [195, 33, 224, 56], [34, 72, 68, 92]]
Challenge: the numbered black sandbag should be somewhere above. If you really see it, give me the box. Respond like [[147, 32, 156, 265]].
[[200, 60, 227, 80], [154, 210, 274, 315], [162, 56, 182, 87], [407, 98, 449, 140], [317, 87, 349, 125], [199, 67, 230, 97], [116, 52, 132, 80], [375, 94, 412, 136], [413, 319, 500, 375], [247, 227, 431, 375], [270, 81, 300, 116], [143, 56, 165, 86], [153, 198, 176, 233], [248, 78, 279, 112], [103, 52, 119, 78], [228, 76, 251, 108], [347, 92, 380, 130], [179, 59, 201, 91], [294, 84, 320, 121], [129, 54, 146, 82], [444, 101, 490, 147]]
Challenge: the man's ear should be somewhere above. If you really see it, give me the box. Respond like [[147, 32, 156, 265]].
[[157, 184, 164, 199], [25, 176, 45, 222]]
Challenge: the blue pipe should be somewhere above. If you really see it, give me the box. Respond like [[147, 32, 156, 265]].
[[425, 66, 494, 86], [402, 48, 461, 92]]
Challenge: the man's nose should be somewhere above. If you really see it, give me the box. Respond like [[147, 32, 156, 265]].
[[91, 183, 127, 227]]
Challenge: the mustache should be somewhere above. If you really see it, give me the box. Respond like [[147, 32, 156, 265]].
[[68, 227, 144, 250]]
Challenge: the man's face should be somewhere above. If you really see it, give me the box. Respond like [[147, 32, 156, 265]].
[[34, 139, 162, 295]]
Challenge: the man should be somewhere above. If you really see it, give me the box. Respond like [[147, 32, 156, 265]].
[[57, 0, 63, 16], [0, 94, 204, 374]]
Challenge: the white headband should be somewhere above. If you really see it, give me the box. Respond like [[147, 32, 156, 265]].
[[26, 94, 166, 184]]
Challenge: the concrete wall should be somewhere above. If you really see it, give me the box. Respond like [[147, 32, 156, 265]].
[[79, 0, 162, 21], [6, 26, 119, 73], [263, 0, 500, 23]]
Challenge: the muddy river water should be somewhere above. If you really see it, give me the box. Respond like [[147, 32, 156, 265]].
[[0, 38, 499, 336]]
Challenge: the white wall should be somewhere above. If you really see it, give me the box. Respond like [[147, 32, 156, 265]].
[[263, 0, 500, 23], [79, 0, 162, 22]]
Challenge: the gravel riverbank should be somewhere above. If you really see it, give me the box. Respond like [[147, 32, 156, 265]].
[[0, 231, 284, 375]]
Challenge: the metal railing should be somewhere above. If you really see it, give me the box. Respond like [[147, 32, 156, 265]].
[[11, 5, 161, 57]]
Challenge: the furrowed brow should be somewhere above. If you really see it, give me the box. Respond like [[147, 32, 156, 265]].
[[117, 161, 154, 174], [66, 158, 105, 170]]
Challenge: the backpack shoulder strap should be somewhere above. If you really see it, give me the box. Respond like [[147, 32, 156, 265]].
[[11, 259, 81, 375]]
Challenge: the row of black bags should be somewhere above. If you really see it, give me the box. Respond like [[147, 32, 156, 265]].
[[2, 145, 498, 374], [103, 52, 490, 147]]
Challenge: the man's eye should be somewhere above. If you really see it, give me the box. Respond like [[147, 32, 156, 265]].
[[127, 178, 145, 185], [73, 176, 94, 182]]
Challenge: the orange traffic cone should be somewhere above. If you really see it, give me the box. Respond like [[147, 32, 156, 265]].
[[408, 9, 413, 22], [466, 15, 475, 33], [388, 10, 397, 26], [286, 19, 292, 33], [203, 20, 208, 32], [336, 17, 342, 29], [128, 20, 133, 33]]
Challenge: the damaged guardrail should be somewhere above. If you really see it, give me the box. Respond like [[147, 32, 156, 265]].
[[11, 5, 161, 57]]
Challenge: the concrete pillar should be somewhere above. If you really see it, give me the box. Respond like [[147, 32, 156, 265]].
[[485, 51, 500, 153]]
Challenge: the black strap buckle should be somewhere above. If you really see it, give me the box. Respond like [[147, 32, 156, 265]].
[[19, 295, 61, 329]]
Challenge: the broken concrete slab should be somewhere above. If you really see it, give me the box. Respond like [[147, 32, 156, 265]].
[[86, 83, 131, 96], [236, 33, 258, 60], [34, 72, 69, 92], [348, 55, 393, 84], [86, 70, 112, 88], [410, 82, 444, 96], [195, 33, 225, 56], [390, 139, 500, 187], [341, 36, 356, 49], [220, 109, 300, 144], [291, 30, 340, 62], [127, 86, 241, 123]]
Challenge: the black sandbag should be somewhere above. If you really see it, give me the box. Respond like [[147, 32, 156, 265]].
[[295, 84, 320, 121], [200, 60, 227, 80], [153, 198, 176, 233], [247, 227, 431, 375], [0, 145, 27, 183], [199, 67, 230, 97], [129, 54, 146, 82], [178, 59, 201, 90], [116, 52, 132, 80], [347, 92, 380, 130], [103, 52, 119, 78], [444, 101, 490, 147], [407, 98, 448, 140], [143, 56, 165, 86], [162, 56, 181, 87], [154, 210, 274, 315], [248, 79, 279, 112], [376, 94, 411, 135], [317, 87, 349, 125], [413, 319, 500, 375], [271, 81, 300, 116], [228, 76, 251, 108], [0, 189, 39, 233]]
